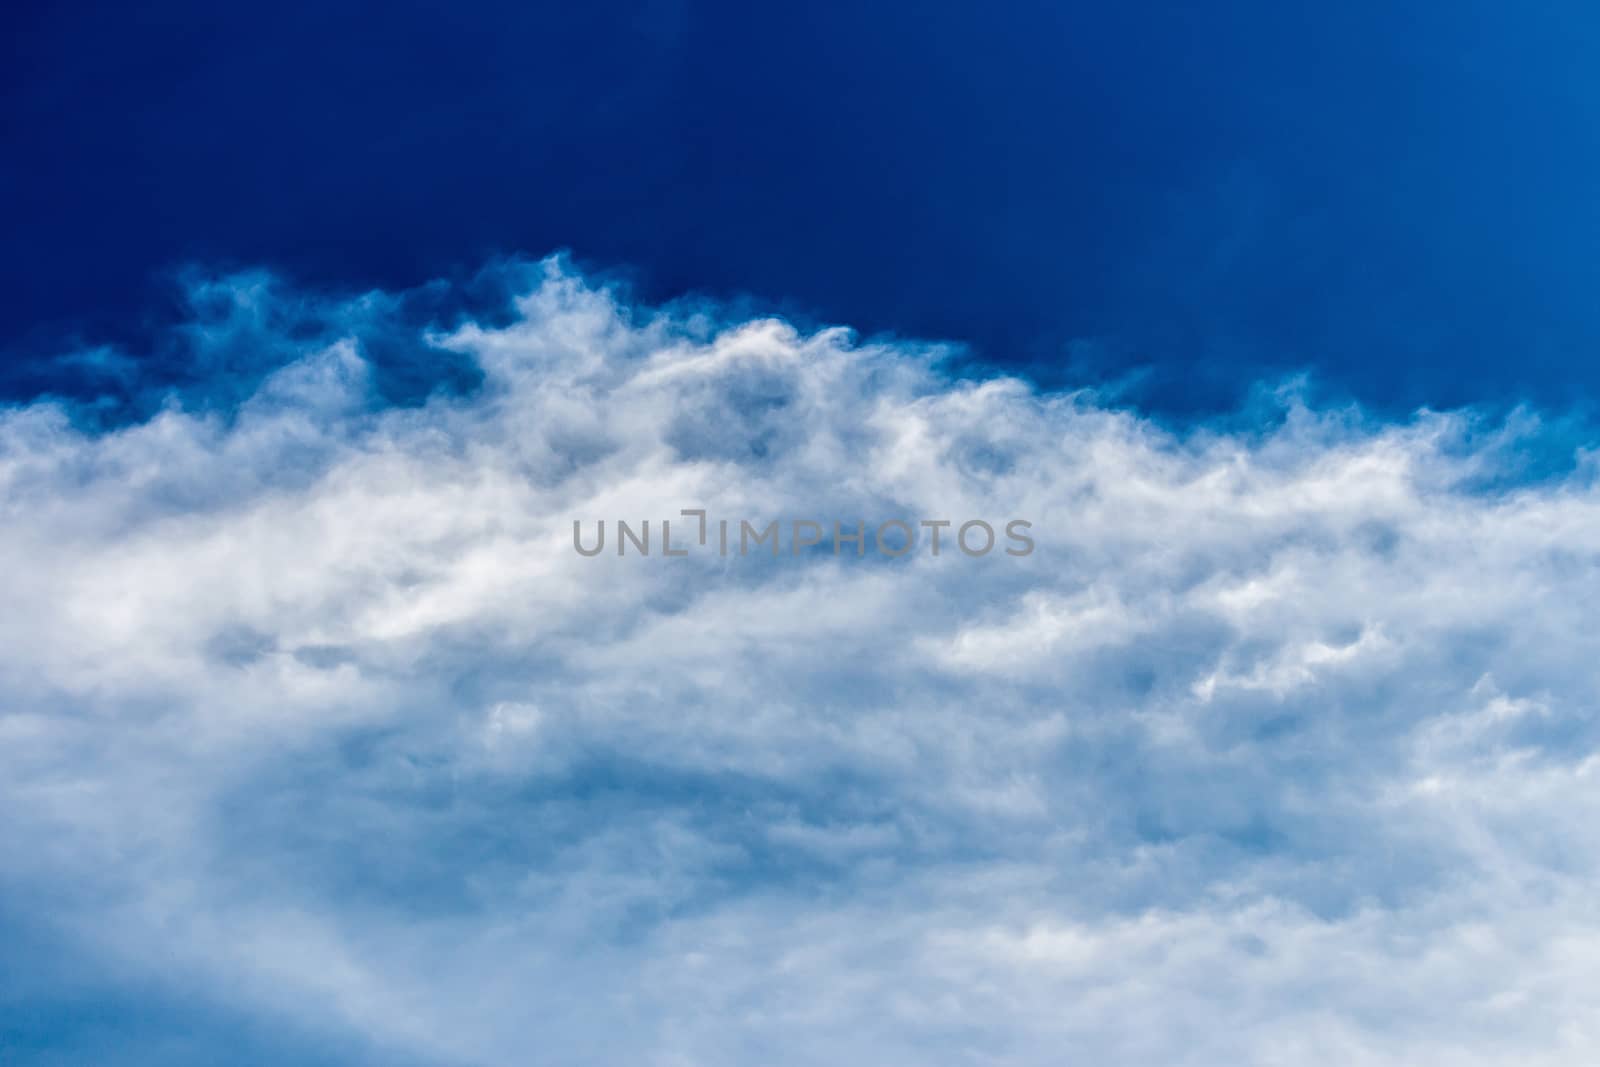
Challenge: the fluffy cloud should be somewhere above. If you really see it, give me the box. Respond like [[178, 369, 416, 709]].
[[3, 258, 1599, 1064]]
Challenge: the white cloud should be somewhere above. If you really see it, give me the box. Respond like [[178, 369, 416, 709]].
[[3, 257, 1600, 1064]]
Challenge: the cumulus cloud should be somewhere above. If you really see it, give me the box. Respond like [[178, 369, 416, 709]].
[[3, 257, 1600, 1064]]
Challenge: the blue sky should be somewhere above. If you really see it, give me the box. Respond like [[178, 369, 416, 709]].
[[5, 5, 1600, 1066], [6, 1, 1600, 412]]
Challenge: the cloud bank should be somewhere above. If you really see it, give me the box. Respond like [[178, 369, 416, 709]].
[[3, 258, 1599, 1065]]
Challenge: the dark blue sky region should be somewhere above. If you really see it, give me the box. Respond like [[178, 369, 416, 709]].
[[5, 0, 1599, 413]]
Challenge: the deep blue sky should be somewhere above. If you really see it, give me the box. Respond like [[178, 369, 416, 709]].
[[5, 0, 1599, 412]]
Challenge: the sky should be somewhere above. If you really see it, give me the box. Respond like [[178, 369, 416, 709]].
[[4, 5, 1600, 1066], [6, 1, 1600, 412]]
